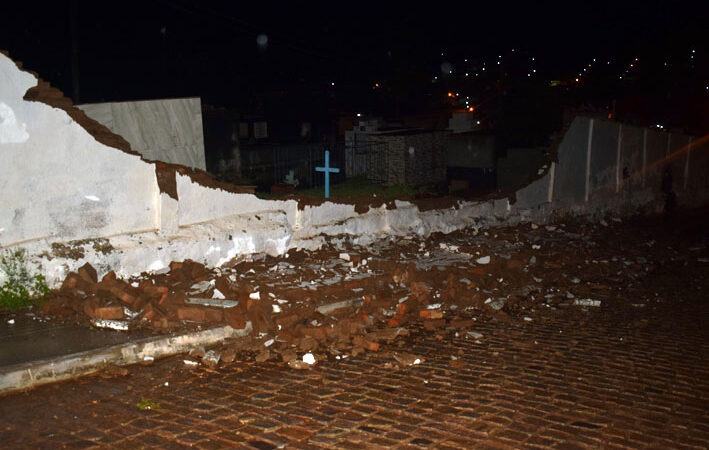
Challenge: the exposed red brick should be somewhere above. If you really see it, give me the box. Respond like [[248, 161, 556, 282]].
[[204, 308, 224, 322], [101, 271, 117, 283], [224, 308, 246, 329], [423, 318, 446, 330], [177, 307, 206, 322], [84, 298, 124, 320], [301, 326, 328, 341], [107, 285, 137, 307], [420, 310, 443, 319], [77, 263, 98, 284], [140, 302, 157, 320], [470, 267, 486, 276], [352, 336, 380, 351]]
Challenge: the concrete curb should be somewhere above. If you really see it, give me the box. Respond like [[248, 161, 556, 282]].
[[0, 322, 252, 396]]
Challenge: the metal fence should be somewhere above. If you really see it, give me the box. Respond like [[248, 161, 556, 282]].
[[345, 141, 389, 184], [240, 140, 393, 191], [241, 142, 346, 191]]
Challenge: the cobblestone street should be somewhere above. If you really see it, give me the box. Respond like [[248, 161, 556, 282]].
[[1, 212, 709, 449]]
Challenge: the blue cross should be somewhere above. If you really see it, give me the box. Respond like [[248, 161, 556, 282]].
[[315, 150, 340, 199]]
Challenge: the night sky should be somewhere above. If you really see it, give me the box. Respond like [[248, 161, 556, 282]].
[[1, 1, 707, 131]]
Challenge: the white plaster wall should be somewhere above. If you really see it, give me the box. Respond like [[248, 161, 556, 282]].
[[3, 53, 707, 292], [78, 98, 206, 170], [175, 173, 299, 228], [0, 53, 160, 247]]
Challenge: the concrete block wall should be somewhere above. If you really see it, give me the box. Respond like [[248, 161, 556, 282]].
[[532, 116, 704, 215], [373, 131, 448, 187]]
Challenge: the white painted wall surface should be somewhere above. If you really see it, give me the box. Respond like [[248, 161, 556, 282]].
[[0, 53, 160, 247], [2, 50, 707, 287], [78, 97, 206, 170]]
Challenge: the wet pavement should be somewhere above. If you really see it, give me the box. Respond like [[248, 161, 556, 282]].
[[0, 209, 708, 448], [0, 315, 153, 367]]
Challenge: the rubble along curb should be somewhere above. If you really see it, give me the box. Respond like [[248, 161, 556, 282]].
[[0, 322, 252, 396]]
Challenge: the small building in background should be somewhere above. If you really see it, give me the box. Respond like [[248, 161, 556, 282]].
[[345, 120, 448, 188]]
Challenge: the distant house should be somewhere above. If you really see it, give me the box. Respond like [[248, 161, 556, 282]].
[[345, 119, 449, 187]]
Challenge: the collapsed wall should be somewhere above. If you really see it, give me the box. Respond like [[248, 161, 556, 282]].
[[1, 51, 707, 288], [0, 52, 159, 247]]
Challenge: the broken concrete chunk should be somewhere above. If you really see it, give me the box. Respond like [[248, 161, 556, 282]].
[[315, 297, 364, 315], [91, 319, 129, 331], [189, 280, 213, 294], [393, 352, 423, 367], [202, 350, 221, 368], [255, 349, 271, 362], [185, 298, 238, 308], [475, 256, 491, 265]]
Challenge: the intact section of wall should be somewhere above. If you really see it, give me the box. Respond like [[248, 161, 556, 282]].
[[515, 165, 553, 210], [686, 137, 709, 204], [552, 117, 589, 206], [0, 53, 159, 247], [78, 98, 206, 170], [589, 119, 619, 195], [620, 125, 644, 190], [668, 134, 689, 193], [175, 173, 298, 228], [644, 129, 666, 190]]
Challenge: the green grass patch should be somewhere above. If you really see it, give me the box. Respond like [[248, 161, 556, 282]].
[[136, 398, 161, 410], [0, 249, 49, 312]]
